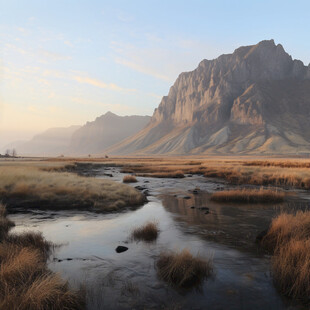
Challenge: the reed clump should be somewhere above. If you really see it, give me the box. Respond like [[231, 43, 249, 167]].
[[132, 221, 159, 242], [210, 188, 285, 203], [261, 211, 310, 302], [123, 175, 137, 183], [157, 249, 213, 288]]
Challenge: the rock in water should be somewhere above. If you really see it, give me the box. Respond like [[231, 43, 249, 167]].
[[115, 246, 128, 253]]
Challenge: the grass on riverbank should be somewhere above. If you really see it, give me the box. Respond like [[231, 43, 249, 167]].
[[157, 249, 213, 288], [131, 221, 159, 242], [261, 211, 310, 302], [0, 203, 84, 310], [210, 188, 285, 203], [0, 164, 145, 212], [7, 157, 310, 190], [86, 157, 310, 190]]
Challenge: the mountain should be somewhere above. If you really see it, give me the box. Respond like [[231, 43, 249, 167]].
[[11, 126, 81, 156], [69, 112, 151, 155], [107, 40, 310, 155]]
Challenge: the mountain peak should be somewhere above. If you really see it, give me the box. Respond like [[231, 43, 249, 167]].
[[104, 111, 117, 117], [108, 40, 310, 156]]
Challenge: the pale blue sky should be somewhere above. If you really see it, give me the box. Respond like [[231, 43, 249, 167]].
[[1, 0, 310, 145]]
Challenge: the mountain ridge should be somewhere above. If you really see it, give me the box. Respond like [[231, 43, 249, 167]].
[[107, 40, 310, 155], [69, 112, 151, 155]]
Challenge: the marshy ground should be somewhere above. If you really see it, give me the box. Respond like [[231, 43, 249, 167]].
[[1, 156, 310, 309]]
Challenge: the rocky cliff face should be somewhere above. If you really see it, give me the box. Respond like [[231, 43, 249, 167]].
[[69, 112, 150, 155], [107, 40, 310, 155]]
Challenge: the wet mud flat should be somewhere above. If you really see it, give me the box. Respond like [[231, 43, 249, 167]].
[[9, 164, 310, 310]]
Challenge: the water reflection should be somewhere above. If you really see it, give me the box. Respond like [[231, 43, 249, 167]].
[[160, 193, 291, 252]]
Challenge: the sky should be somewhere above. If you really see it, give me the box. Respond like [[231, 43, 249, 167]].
[[1, 0, 310, 147]]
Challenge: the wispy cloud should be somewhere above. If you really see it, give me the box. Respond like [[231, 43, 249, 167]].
[[39, 49, 71, 61], [110, 37, 224, 83], [73, 75, 136, 92], [71, 97, 140, 115], [115, 57, 171, 82]]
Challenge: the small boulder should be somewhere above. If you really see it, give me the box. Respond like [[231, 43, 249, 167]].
[[116, 246, 128, 253]]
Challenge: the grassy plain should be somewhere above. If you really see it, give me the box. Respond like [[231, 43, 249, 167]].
[[47, 156, 310, 190], [0, 160, 145, 211]]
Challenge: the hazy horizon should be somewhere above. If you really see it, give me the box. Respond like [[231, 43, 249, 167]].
[[1, 0, 310, 148]]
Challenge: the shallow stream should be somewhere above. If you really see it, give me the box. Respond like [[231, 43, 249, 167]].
[[9, 166, 310, 310]]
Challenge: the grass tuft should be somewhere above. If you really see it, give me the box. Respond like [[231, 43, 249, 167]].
[[210, 188, 285, 203], [123, 175, 137, 183], [132, 221, 159, 242], [157, 249, 213, 288], [261, 211, 310, 302], [5, 232, 52, 259]]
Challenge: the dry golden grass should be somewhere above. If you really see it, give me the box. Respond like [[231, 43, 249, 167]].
[[271, 239, 310, 301], [157, 249, 213, 288], [261, 211, 310, 302], [5, 232, 52, 259], [210, 188, 285, 203], [0, 164, 145, 212], [7, 156, 310, 190], [73, 156, 310, 190], [0, 244, 84, 310], [0, 205, 84, 309], [243, 160, 310, 168], [0, 203, 15, 239], [123, 175, 137, 183], [132, 221, 159, 242], [261, 211, 310, 252]]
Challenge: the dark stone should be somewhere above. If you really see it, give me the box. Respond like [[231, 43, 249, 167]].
[[193, 190, 199, 194], [190, 206, 195, 209], [143, 189, 149, 196], [144, 180, 150, 183], [135, 186, 146, 191], [103, 173, 113, 177], [58, 259, 63, 262], [256, 229, 268, 243], [204, 210, 210, 214], [183, 196, 191, 200], [199, 207, 209, 211], [115, 246, 128, 253], [66, 258, 73, 261]]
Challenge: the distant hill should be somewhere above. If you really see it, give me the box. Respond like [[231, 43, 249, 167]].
[[9, 126, 81, 156], [107, 40, 310, 155], [69, 112, 150, 155]]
